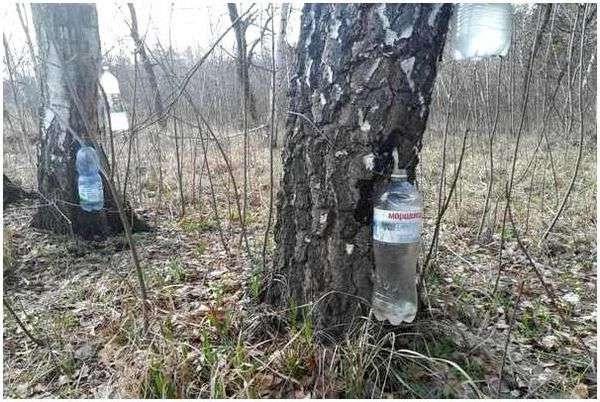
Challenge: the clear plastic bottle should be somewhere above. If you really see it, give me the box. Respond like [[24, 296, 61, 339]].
[[372, 169, 423, 324], [452, 4, 513, 61], [76, 146, 104, 212]]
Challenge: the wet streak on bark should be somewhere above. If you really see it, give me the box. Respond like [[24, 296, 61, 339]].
[[30, 4, 147, 240], [265, 4, 452, 336]]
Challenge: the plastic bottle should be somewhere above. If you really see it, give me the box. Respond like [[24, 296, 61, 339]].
[[452, 4, 513, 61], [372, 168, 423, 324], [100, 66, 129, 131], [76, 146, 104, 212]]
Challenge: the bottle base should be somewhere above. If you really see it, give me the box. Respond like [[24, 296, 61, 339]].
[[372, 296, 417, 325]]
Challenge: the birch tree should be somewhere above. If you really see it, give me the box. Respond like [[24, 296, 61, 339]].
[[31, 3, 145, 239], [264, 4, 452, 335]]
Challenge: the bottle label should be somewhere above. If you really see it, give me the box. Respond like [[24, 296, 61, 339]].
[[373, 207, 422, 244], [79, 184, 103, 204]]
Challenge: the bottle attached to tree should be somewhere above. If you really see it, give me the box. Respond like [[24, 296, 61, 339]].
[[452, 4, 513, 61], [76, 146, 104, 212], [372, 162, 423, 324]]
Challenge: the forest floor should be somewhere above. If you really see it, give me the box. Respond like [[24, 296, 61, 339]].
[[3, 133, 597, 398]]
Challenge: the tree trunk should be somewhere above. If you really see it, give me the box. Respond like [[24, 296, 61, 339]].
[[127, 3, 167, 129], [265, 4, 452, 336], [30, 4, 147, 240], [4, 175, 32, 206], [273, 3, 291, 148], [227, 3, 259, 124]]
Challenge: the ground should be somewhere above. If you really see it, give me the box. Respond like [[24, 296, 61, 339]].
[[3, 131, 597, 398]]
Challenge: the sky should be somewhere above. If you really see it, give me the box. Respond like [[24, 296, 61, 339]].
[[2, 2, 302, 69]]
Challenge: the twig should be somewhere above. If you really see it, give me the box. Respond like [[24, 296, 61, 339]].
[[506, 199, 593, 360], [419, 123, 471, 286], [3, 297, 46, 347], [492, 5, 552, 295], [497, 279, 525, 396], [540, 4, 588, 245]]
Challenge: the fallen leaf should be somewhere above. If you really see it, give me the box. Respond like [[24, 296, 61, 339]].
[[496, 320, 509, 330], [563, 292, 580, 305], [541, 335, 557, 349], [571, 383, 588, 399]]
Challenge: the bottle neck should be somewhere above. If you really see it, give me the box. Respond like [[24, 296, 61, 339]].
[[390, 175, 408, 182]]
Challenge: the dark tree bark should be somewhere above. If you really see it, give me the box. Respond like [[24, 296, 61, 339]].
[[265, 4, 452, 336], [3, 175, 32, 206], [30, 4, 147, 240]]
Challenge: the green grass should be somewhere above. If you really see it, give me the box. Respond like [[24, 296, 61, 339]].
[[518, 302, 552, 338], [141, 362, 177, 398], [179, 217, 217, 233], [195, 241, 207, 257], [165, 257, 188, 283]]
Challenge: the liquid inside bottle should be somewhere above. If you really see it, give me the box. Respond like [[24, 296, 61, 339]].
[[452, 4, 513, 61], [76, 146, 104, 212], [372, 170, 423, 324]]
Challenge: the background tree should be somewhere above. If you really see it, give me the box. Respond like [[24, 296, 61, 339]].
[[264, 4, 453, 335], [30, 3, 145, 239], [127, 2, 166, 129], [227, 3, 259, 123]]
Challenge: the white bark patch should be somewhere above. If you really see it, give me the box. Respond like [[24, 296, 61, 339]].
[[376, 4, 399, 46], [428, 5, 443, 27], [384, 28, 399, 46], [58, 131, 66, 150], [363, 153, 375, 171], [311, 90, 324, 122], [358, 109, 370, 132], [399, 25, 413, 39], [333, 84, 343, 101], [47, 40, 70, 126], [324, 64, 334, 84], [361, 120, 371, 132], [418, 93, 426, 117], [351, 41, 362, 58], [401, 57, 416, 91], [365, 59, 381, 82], [320, 212, 328, 224], [305, 58, 313, 87], [330, 18, 342, 40], [43, 108, 55, 130], [345, 243, 354, 255]]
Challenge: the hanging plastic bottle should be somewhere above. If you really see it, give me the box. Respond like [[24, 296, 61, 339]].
[[452, 4, 513, 61], [100, 66, 130, 131], [76, 146, 104, 212], [372, 162, 423, 324]]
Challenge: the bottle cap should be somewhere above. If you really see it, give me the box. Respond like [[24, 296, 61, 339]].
[[391, 169, 408, 179]]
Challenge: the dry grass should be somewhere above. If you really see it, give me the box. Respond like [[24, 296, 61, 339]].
[[3, 124, 596, 398]]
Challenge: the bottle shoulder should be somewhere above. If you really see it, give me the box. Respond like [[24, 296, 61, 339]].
[[376, 180, 422, 209]]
